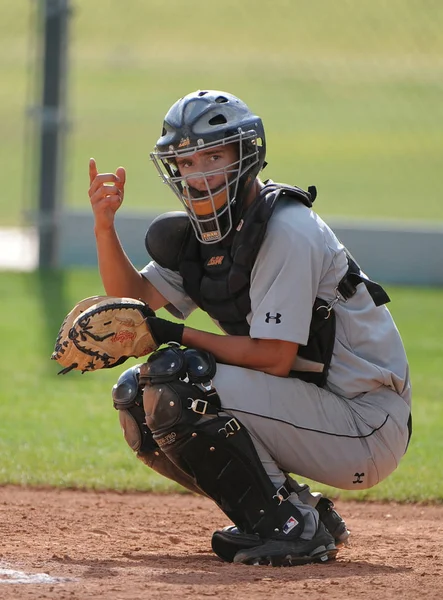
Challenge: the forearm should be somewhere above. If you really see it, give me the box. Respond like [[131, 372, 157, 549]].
[[182, 327, 298, 377], [94, 226, 146, 297]]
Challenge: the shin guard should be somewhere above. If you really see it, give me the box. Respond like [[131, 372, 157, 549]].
[[141, 346, 305, 540]]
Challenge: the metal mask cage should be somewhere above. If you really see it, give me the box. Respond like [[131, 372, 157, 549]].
[[150, 129, 261, 243]]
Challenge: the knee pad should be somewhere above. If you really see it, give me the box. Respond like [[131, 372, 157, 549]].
[[112, 363, 203, 495], [112, 364, 158, 457], [141, 345, 305, 540], [139, 344, 220, 439]]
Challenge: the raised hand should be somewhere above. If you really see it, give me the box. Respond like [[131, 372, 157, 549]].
[[88, 158, 126, 230]]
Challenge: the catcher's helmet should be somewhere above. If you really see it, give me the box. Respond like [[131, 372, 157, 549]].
[[150, 90, 266, 243]]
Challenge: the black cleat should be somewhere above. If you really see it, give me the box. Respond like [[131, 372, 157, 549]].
[[232, 521, 337, 567], [315, 497, 350, 546], [211, 526, 262, 563], [211, 497, 349, 563]]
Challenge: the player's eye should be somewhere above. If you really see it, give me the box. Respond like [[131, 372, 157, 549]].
[[177, 159, 193, 169]]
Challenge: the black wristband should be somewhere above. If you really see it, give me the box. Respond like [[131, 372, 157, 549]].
[[146, 316, 184, 346]]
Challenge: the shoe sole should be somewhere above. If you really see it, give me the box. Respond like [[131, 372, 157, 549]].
[[234, 543, 338, 567], [335, 530, 351, 547], [213, 527, 348, 562]]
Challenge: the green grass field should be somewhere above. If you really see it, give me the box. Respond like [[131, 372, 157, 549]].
[[1, 1, 442, 503], [0, 269, 442, 502], [1, 1, 443, 226]]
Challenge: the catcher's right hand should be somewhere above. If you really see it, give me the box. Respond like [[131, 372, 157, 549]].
[[51, 296, 158, 374]]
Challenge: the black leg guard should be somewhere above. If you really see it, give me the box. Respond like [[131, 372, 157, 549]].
[[140, 346, 306, 542], [111, 365, 205, 496]]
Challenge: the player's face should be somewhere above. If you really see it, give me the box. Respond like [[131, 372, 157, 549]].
[[174, 143, 239, 216], [175, 143, 238, 190]]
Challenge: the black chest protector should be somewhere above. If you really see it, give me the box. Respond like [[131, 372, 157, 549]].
[[146, 182, 390, 387]]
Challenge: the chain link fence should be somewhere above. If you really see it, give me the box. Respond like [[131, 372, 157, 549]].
[[1, 0, 442, 229]]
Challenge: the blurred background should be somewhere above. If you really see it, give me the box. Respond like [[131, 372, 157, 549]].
[[1, 0, 442, 271], [0, 0, 442, 496]]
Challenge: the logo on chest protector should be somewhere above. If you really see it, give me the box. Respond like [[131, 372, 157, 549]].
[[265, 312, 282, 324], [156, 432, 177, 447], [206, 255, 225, 267]]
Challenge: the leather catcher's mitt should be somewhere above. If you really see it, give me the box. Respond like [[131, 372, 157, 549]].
[[51, 295, 108, 372], [51, 297, 157, 374]]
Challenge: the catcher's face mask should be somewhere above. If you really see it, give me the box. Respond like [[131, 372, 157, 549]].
[[151, 131, 260, 244], [150, 90, 266, 244]]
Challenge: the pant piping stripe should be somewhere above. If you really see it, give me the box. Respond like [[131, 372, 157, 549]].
[[222, 407, 390, 439]]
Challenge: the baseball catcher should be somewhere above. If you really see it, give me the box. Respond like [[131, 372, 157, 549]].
[[55, 89, 412, 567]]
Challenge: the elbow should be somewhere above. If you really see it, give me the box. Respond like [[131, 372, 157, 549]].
[[265, 363, 292, 378], [257, 339, 298, 378]]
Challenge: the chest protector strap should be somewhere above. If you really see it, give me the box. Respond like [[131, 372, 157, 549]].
[[292, 256, 390, 386]]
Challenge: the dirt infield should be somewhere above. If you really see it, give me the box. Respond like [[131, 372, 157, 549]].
[[0, 487, 442, 599]]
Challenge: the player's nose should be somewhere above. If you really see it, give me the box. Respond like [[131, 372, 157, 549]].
[[187, 173, 216, 192]]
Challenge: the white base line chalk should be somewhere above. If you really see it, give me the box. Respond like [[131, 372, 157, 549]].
[[0, 563, 75, 585]]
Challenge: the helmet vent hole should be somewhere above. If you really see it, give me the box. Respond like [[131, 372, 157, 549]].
[[215, 96, 228, 104], [198, 91, 208, 96], [161, 127, 167, 136], [209, 114, 227, 126]]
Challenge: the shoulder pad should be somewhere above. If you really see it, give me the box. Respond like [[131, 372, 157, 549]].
[[145, 211, 191, 271], [278, 184, 316, 207], [263, 181, 316, 207]]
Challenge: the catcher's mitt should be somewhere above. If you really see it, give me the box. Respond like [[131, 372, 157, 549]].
[[51, 297, 157, 374]]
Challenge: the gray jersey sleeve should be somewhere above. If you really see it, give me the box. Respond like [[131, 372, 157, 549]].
[[140, 261, 198, 320], [249, 202, 329, 344]]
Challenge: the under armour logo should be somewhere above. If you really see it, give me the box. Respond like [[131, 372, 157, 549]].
[[353, 472, 365, 484], [265, 312, 282, 324]]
